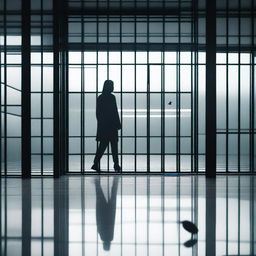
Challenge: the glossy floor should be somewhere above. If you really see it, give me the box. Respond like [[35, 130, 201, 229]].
[[1, 175, 255, 256]]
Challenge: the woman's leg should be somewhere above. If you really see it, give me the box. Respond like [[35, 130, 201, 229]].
[[110, 140, 119, 165], [94, 140, 109, 164]]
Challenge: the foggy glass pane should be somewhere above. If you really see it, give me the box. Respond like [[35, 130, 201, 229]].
[[137, 138, 147, 153], [43, 119, 53, 136], [165, 94, 176, 136], [136, 65, 147, 91], [31, 119, 41, 136], [7, 67, 21, 89], [7, 87, 21, 105], [84, 138, 96, 154], [69, 66, 81, 91], [123, 138, 134, 153], [136, 94, 147, 136], [198, 65, 206, 134], [69, 52, 82, 64], [240, 135, 249, 172], [84, 52, 97, 64], [180, 138, 191, 154], [69, 94, 81, 136], [31, 94, 41, 118], [150, 65, 161, 91], [136, 52, 147, 64], [180, 155, 191, 172], [228, 134, 238, 172], [7, 138, 21, 163], [180, 65, 191, 92], [43, 138, 53, 154], [32, 155, 41, 172], [43, 155, 53, 174], [180, 94, 191, 136], [84, 94, 96, 136], [122, 52, 135, 64], [228, 65, 238, 129], [43, 67, 53, 91], [150, 138, 161, 154], [165, 155, 176, 172], [69, 155, 81, 172], [122, 155, 135, 171], [109, 52, 121, 64], [98, 52, 108, 64], [217, 65, 226, 129], [43, 52, 53, 64], [165, 65, 176, 92], [109, 65, 121, 91], [150, 93, 161, 136], [149, 52, 161, 63], [98, 65, 107, 90], [122, 93, 134, 136], [31, 138, 41, 154], [240, 65, 250, 129], [43, 94, 53, 118], [150, 155, 161, 172], [7, 53, 21, 64], [69, 138, 81, 154], [31, 66, 41, 91], [84, 66, 96, 92], [122, 65, 135, 91], [7, 115, 21, 136]]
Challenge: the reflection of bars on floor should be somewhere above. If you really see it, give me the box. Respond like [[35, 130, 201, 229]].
[[2, 175, 255, 256]]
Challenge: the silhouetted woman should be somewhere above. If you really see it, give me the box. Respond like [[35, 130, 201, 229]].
[[91, 80, 121, 172]]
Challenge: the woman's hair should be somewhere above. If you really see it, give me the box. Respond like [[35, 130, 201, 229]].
[[102, 80, 114, 93]]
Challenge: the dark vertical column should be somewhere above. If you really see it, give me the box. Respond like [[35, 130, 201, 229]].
[[60, 0, 68, 175], [206, 0, 216, 178], [53, 0, 60, 177], [22, 0, 31, 178], [22, 180, 31, 256], [205, 179, 216, 256]]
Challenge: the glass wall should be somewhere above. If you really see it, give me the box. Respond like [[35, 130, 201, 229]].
[[68, 51, 206, 173]]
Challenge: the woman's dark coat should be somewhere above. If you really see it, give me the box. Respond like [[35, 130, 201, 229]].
[[96, 93, 121, 141]]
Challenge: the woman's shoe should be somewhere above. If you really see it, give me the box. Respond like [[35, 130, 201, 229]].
[[91, 163, 100, 173], [114, 164, 121, 172]]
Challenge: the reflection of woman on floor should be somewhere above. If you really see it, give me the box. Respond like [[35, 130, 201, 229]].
[[94, 177, 119, 251]]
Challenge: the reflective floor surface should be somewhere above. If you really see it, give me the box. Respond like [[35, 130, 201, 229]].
[[1, 175, 255, 256]]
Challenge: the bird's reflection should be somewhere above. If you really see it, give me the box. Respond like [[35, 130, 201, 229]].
[[94, 176, 119, 251]]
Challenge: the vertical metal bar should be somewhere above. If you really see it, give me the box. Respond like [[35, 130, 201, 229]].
[[206, 0, 216, 178], [60, 0, 68, 175], [3, 0, 7, 176], [53, 0, 60, 177], [81, 10, 85, 174], [146, 0, 150, 173], [134, 14, 137, 173], [40, 0, 43, 176], [226, 0, 229, 173], [250, 0, 255, 173], [22, 0, 31, 178], [107, 4, 110, 172], [177, 0, 181, 173], [120, 10, 123, 173], [161, 13, 165, 173], [193, 0, 199, 173], [238, 0, 241, 173]]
